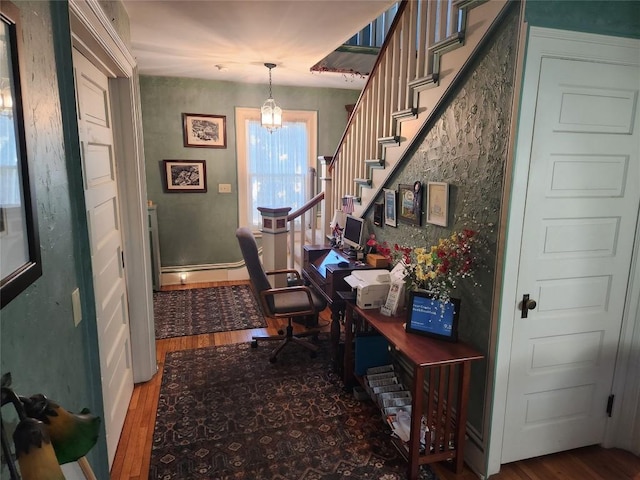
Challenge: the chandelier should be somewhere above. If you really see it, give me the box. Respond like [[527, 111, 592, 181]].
[[261, 63, 282, 133]]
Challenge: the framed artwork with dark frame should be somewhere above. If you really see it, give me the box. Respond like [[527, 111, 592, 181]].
[[398, 182, 422, 226], [426, 181, 449, 227], [183, 113, 227, 148], [161, 160, 207, 193], [383, 188, 397, 227], [1, 1, 42, 309]]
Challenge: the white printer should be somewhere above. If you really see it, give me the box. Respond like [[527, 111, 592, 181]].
[[344, 269, 391, 309]]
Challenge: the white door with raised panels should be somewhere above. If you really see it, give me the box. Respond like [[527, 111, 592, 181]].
[[502, 53, 640, 462], [73, 48, 134, 466]]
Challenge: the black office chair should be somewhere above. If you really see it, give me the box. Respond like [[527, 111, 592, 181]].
[[236, 227, 327, 363]]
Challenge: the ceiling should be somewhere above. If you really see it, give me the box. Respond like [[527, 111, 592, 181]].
[[122, 0, 396, 91]]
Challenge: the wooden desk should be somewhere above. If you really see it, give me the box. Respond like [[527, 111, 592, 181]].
[[343, 302, 483, 479], [301, 245, 372, 368]]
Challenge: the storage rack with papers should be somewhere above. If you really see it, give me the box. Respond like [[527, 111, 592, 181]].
[[342, 302, 484, 479]]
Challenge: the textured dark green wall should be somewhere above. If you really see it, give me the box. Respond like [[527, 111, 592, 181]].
[[368, 7, 520, 436], [367, 0, 637, 439], [0, 1, 108, 477], [98, 0, 131, 47], [525, 0, 640, 39], [140, 76, 359, 267]]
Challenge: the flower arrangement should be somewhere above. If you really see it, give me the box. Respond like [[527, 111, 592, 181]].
[[378, 229, 482, 304]]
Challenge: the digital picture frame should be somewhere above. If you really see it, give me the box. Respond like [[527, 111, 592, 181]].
[[405, 290, 460, 342]]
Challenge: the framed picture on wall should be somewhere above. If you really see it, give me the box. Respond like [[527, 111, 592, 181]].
[[398, 182, 422, 226], [426, 181, 449, 227], [183, 113, 227, 148], [383, 189, 397, 227], [161, 160, 207, 193]]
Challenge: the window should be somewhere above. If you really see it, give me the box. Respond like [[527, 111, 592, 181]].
[[236, 108, 317, 230]]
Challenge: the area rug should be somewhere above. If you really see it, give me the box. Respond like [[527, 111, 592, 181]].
[[149, 338, 437, 479], [153, 285, 266, 339]]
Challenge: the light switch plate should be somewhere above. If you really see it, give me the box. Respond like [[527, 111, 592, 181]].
[[72, 288, 82, 326], [218, 183, 232, 193]]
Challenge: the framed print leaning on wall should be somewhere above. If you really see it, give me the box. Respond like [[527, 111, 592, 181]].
[[426, 181, 449, 227], [183, 113, 227, 148], [162, 160, 207, 193], [383, 188, 397, 227]]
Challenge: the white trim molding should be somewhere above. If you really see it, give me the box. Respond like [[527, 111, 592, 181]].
[[69, 0, 157, 384]]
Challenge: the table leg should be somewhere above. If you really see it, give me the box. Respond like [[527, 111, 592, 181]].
[[454, 361, 472, 473], [343, 304, 354, 388], [329, 304, 342, 372], [408, 366, 425, 480]]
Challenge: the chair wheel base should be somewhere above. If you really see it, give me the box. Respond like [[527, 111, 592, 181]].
[[251, 340, 258, 348]]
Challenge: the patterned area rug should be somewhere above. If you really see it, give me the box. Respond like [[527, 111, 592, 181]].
[[153, 285, 266, 339], [149, 338, 437, 479]]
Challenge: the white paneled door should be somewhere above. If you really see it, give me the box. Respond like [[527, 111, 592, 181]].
[[502, 56, 640, 463], [73, 48, 134, 467]]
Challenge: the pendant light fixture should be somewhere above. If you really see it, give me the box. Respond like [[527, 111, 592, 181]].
[[261, 63, 282, 133]]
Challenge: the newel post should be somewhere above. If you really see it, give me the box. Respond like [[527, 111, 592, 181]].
[[258, 206, 291, 288], [319, 157, 333, 239]]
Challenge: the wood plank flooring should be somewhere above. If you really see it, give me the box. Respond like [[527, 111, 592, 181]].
[[111, 281, 640, 480]]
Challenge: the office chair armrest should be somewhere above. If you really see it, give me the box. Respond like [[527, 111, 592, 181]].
[[265, 268, 302, 280]]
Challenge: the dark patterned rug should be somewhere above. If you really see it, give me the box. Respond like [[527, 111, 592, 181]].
[[153, 285, 266, 339], [149, 338, 437, 479]]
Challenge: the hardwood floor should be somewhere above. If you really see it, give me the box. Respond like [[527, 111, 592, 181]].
[[111, 281, 640, 480]]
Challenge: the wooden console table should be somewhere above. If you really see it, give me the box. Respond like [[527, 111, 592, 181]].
[[343, 302, 483, 479]]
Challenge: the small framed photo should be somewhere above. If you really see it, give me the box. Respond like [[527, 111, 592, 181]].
[[383, 189, 397, 227], [183, 113, 227, 148], [426, 181, 449, 227], [161, 160, 207, 193], [373, 202, 384, 227], [398, 182, 422, 226], [405, 290, 460, 342]]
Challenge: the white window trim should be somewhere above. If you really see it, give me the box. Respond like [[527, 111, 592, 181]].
[[235, 107, 318, 231]]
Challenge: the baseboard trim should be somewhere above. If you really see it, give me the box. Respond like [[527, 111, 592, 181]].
[[161, 262, 250, 286]]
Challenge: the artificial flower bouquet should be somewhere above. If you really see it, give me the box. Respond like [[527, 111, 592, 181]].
[[377, 229, 482, 304]]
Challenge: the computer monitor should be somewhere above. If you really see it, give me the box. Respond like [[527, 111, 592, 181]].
[[342, 214, 364, 251]]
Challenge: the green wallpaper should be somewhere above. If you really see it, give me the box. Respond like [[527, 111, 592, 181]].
[[140, 76, 359, 267], [0, 1, 108, 477], [367, 7, 519, 437], [525, 0, 640, 39]]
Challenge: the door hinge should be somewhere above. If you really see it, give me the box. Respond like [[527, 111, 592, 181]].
[[606, 394, 615, 417]]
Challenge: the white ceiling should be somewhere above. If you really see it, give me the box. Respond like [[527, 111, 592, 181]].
[[122, 0, 396, 90]]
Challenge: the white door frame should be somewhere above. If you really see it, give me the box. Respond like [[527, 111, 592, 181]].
[[69, 0, 156, 383], [487, 26, 640, 476]]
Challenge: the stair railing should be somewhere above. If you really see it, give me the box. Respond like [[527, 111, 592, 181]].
[[328, 0, 465, 216], [286, 191, 325, 269]]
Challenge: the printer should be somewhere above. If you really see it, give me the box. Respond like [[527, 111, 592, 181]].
[[344, 269, 391, 309]]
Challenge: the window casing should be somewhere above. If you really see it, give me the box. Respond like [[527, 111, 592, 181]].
[[236, 108, 317, 231]]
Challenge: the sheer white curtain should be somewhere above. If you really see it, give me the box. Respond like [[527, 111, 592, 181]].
[[246, 120, 308, 228], [235, 108, 317, 230]]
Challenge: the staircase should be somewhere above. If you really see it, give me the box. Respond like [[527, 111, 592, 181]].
[[277, 0, 513, 271], [326, 0, 512, 219]]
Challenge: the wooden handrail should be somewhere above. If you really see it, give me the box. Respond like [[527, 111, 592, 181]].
[[286, 191, 326, 269], [286, 191, 324, 222]]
